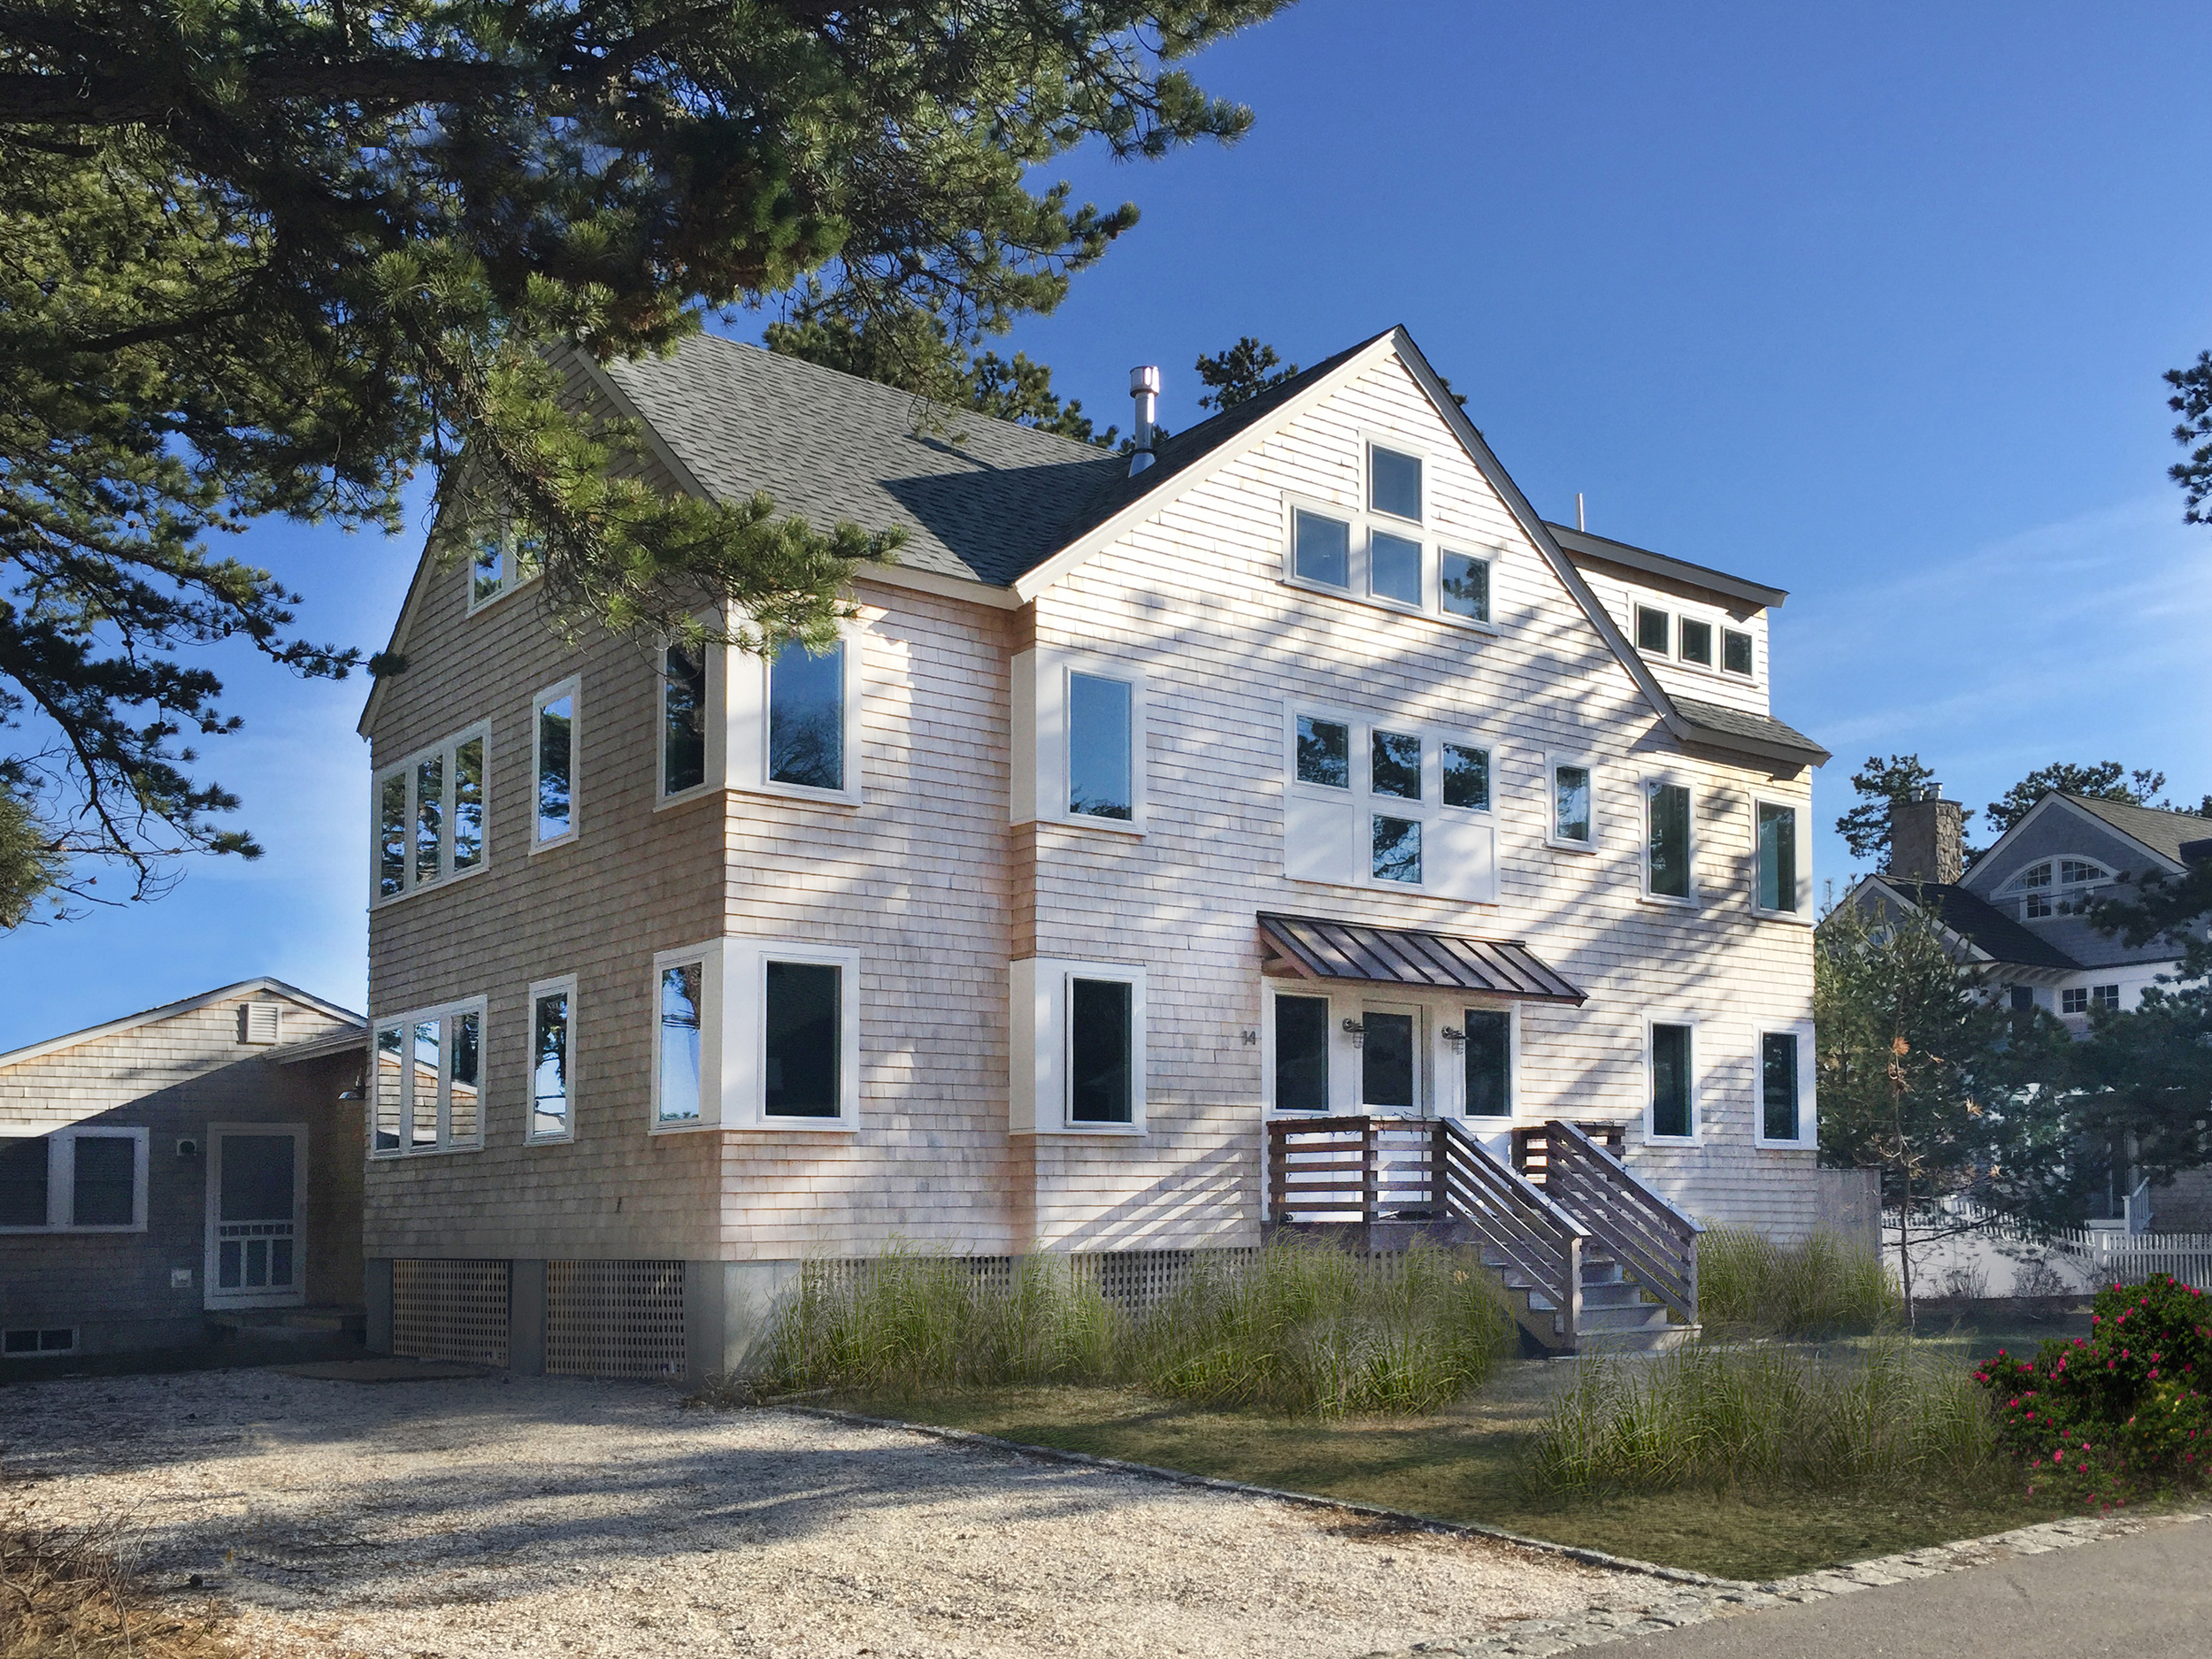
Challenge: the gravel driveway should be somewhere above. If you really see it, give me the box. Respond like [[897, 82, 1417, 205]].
[[1, 1367, 1632, 1659]]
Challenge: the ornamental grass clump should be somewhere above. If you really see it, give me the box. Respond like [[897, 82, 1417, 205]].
[[1696, 1225, 1901, 1337], [759, 1246, 1117, 1398], [1529, 1336, 2001, 1494], [1976, 1272, 2212, 1507], [1127, 1239, 1516, 1418]]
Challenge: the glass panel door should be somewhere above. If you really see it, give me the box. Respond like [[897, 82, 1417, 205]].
[[1359, 1003, 1420, 1113], [205, 1127, 304, 1307]]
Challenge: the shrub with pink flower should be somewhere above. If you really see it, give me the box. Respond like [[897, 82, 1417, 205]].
[[1976, 1274, 2211, 1505]]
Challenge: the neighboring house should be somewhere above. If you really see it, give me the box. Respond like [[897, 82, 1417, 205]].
[[1842, 787, 2212, 1228], [0, 980, 366, 1357], [358, 325, 1832, 1378]]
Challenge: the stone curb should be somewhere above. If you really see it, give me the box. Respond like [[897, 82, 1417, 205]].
[[773, 1402, 1747, 1589]]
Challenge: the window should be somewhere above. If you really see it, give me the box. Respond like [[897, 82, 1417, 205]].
[[1647, 1022, 1695, 1141], [1722, 629, 1754, 677], [1645, 780, 1693, 902], [1440, 552, 1491, 622], [1678, 618, 1714, 667], [768, 639, 845, 792], [1756, 800, 1804, 916], [0, 1130, 150, 1231], [533, 680, 579, 847], [1272, 995, 1331, 1113], [528, 976, 575, 1141], [372, 725, 489, 902], [369, 999, 487, 1156], [764, 960, 842, 1118], [2061, 860, 2107, 886], [2009, 985, 2036, 1012], [1370, 531, 1423, 605], [656, 956, 706, 1125], [2092, 984, 2121, 1013], [661, 642, 709, 797], [1294, 509, 1351, 588], [1069, 978, 1134, 1125], [1283, 706, 1496, 900], [1, 1328, 76, 1357], [1068, 672, 1134, 821], [1370, 444, 1423, 521], [1013, 650, 1145, 831], [2021, 863, 2053, 889], [2025, 893, 2053, 919], [2062, 987, 2089, 1016], [1010, 959, 1146, 1133], [1442, 744, 1490, 810], [1635, 606, 1670, 653], [1755, 1026, 1815, 1148], [1550, 761, 1594, 849], [465, 510, 542, 611], [1462, 1009, 1511, 1118]]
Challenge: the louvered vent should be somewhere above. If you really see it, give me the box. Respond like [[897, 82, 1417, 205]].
[[240, 1001, 282, 1045]]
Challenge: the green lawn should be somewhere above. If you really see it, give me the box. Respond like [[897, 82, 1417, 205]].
[[826, 1308, 2093, 1583]]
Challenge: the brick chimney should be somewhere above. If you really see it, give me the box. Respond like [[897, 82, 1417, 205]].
[[1889, 784, 1963, 884]]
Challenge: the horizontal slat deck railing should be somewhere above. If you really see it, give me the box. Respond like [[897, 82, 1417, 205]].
[[1537, 1118, 1701, 1327], [1266, 1114, 1589, 1348]]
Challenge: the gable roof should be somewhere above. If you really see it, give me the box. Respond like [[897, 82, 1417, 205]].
[[368, 326, 1828, 772], [2062, 795, 2212, 869], [1546, 524, 1788, 611], [0, 978, 364, 1072], [1865, 878, 2080, 971]]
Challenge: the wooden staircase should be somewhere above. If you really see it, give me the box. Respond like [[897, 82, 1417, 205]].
[[1265, 1114, 1701, 1354]]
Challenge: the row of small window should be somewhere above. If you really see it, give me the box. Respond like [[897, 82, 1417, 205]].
[[2004, 859, 2114, 921], [1634, 605, 1755, 678], [1266, 995, 1812, 1146], [0, 1130, 145, 1231], [373, 680, 577, 901], [2009, 984, 2124, 1017], [1284, 441, 1500, 630]]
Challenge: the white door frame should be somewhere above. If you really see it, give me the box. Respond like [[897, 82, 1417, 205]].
[[204, 1122, 309, 1310], [1356, 998, 1427, 1116]]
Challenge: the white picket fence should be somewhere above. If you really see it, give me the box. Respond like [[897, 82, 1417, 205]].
[[1885, 1200, 2212, 1294]]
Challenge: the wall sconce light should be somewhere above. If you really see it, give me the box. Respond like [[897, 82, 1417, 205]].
[[1441, 1025, 1466, 1053], [1340, 1018, 1366, 1048]]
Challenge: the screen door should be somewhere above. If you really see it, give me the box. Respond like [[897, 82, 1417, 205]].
[[205, 1125, 306, 1308]]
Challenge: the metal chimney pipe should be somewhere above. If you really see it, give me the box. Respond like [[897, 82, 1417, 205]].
[[1128, 365, 1161, 475]]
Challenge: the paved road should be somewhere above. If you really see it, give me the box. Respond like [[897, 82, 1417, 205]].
[[1609, 1517, 2212, 1658]]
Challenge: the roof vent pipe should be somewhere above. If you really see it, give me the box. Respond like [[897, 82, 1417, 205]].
[[1128, 365, 1161, 476]]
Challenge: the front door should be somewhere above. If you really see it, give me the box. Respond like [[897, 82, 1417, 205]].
[[1359, 1001, 1424, 1116], [205, 1125, 307, 1309]]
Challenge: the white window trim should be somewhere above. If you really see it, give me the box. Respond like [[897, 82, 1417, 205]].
[[727, 618, 867, 809], [726, 937, 864, 1132], [0, 1126, 150, 1233], [464, 516, 541, 615], [370, 721, 493, 905], [1364, 433, 1430, 526], [1010, 957, 1148, 1135], [1545, 751, 1599, 853], [1632, 603, 1671, 658], [1719, 623, 1758, 680], [1750, 793, 1814, 924], [1261, 984, 1518, 1121], [1753, 1021, 1817, 1149], [530, 676, 582, 851], [655, 627, 726, 809], [1261, 981, 1337, 1118], [1643, 1015, 1702, 1147], [1447, 998, 1524, 1124], [1012, 647, 1148, 835], [650, 942, 723, 1132], [1, 1326, 79, 1358], [526, 972, 579, 1144], [1276, 491, 1502, 637], [367, 995, 489, 1157], [1671, 609, 1721, 675], [1280, 703, 1499, 899], [1639, 772, 1699, 909]]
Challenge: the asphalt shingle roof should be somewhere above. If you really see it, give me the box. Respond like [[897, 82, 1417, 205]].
[[1888, 880, 2080, 971], [2062, 795, 2212, 869], [1670, 696, 1831, 764], [601, 336, 1123, 587]]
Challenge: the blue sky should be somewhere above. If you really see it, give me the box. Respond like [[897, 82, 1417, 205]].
[[5, 0, 2209, 1049]]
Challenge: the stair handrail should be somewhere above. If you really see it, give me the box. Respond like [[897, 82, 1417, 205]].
[[1540, 1118, 1701, 1327], [1434, 1118, 1587, 1350]]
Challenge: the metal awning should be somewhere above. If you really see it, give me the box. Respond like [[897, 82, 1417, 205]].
[[1257, 913, 1586, 1005]]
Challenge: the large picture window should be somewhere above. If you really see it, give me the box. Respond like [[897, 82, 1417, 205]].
[[372, 725, 489, 902], [370, 999, 486, 1156]]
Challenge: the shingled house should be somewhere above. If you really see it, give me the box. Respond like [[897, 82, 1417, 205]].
[[358, 326, 1832, 1376]]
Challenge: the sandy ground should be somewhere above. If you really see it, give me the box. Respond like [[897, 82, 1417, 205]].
[[0, 1366, 1640, 1659]]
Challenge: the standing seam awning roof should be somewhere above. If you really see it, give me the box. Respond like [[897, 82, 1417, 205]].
[[1257, 914, 1586, 1004]]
